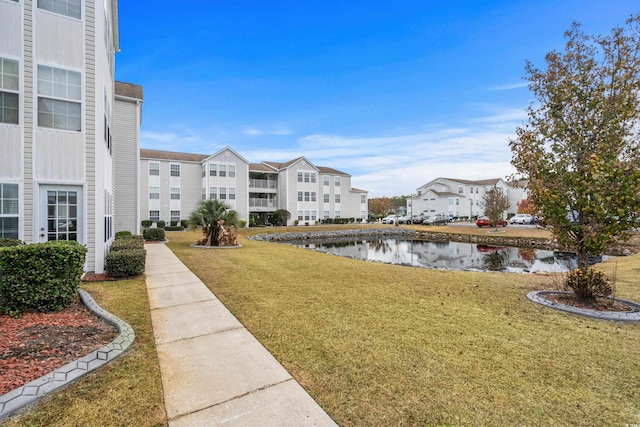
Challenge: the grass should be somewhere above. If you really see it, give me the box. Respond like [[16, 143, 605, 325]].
[[1, 277, 166, 427], [167, 226, 640, 426]]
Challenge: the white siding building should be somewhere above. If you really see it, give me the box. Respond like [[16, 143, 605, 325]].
[[408, 177, 526, 220], [140, 147, 368, 226], [0, 0, 124, 273]]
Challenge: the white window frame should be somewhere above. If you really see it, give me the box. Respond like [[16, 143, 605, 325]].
[[219, 187, 227, 200], [229, 187, 236, 200], [229, 165, 236, 178], [37, 65, 81, 131], [209, 164, 217, 177], [335, 194, 341, 203], [170, 187, 180, 200], [170, 210, 181, 223], [149, 162, 159, 176], [149, 210, 160, 222], [324, 194, 329, 203], [209, 187, 217, 200], [149, 186, 160, 200], [170, 163, 180, 177], [38, 0, 81, 19], [334, 177, 340, 187], [0, 58, 19, 125], [0, 183, 19, 239]]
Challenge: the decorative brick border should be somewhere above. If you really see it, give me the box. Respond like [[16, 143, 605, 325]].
[[527, 291, 640, 322], [0, 290, 135, 421]]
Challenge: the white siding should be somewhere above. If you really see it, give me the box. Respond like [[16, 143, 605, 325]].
[[0, 127, 22, 179]]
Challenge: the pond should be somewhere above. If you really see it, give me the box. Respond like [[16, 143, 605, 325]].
[[291, 238, 608, 273]]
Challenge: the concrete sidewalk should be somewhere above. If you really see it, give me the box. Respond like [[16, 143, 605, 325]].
[[145, 243, 337, 426]]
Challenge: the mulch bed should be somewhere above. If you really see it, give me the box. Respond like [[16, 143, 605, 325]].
[[544, 293, 634, 312], [0, 301, 117, 396]]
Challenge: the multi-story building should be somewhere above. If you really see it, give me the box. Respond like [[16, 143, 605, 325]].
[[0, 0, 124, 273], [408, 177, 526, 219], [140, 147, 368, 227]]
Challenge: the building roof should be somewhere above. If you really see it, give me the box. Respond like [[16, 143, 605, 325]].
[[441, 177, 502, 186], [115, 81, 143, 100], [317, 166, 349, 176], [140, 148, 208, 163], [351, 187, 368, 193], [249, 163, 278, 173]]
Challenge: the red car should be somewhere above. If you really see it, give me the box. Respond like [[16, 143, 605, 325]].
[[476, 217, 508, 227]]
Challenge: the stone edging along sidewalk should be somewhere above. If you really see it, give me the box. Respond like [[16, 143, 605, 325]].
[[0, 290, 135, 421], [527, 291, 640, 322]]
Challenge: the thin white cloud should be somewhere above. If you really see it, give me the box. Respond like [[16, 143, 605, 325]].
[[487, 82, 529, 91], [243, 127, 293, 136]]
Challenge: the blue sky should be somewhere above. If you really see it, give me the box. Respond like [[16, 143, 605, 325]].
[[115, 1, 639, 197]]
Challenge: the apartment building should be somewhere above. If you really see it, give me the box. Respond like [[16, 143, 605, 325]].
[[0, 0, 128, 273], [408, 177, 526, 219], [140, 147, 368, 227]]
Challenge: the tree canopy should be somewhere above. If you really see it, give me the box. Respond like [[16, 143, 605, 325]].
[[482, 186, 510, 230], [510, 15, 640, 273], [189, 199, 239, 246]]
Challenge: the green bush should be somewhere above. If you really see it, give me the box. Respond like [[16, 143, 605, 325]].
[[143, 228, 165, 241], [110, 237, 144, 251], [156, 220, 166, 229], [238, 220, 247, 228], [0, 241, 87, 316], [0, 238, 23, 247], [106, 248, 146, 279], [181, 219, 189, 228], [164, 226, 184, 231], [115, 230, 133, 239], [141, 220, 152, 229]]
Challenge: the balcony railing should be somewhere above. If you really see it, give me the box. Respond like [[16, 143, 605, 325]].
[[249, 179, 277, 189], [249, 198, 276, 208]]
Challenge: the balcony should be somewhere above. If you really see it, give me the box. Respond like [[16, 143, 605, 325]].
[[249, 197, 277, 212], [249, 179, 277, 191]]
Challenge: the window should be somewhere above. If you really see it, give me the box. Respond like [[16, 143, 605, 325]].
[[298, 191, 303, 202], [323, 176, 329, 186], [170, 164, 180, 177], [304, 211, 310, 221], [209, 187, 217, 200], [311, 192, 316, 202], [476, 187, 479, 194], [298, 172, 303, 183], [304, 173, 310, 183], [0, 58, 19, 125], [335, 194, 341, 203], [219, 165, 226, 177], [149, 186, 159, 199], [229, 165, 235, 178], [209, 164, 217, 177], [38, 0, 81, 19], [334, 177, 340, 187], [229, 187, 235, 200], [311, 211, 317, 220], [202, 165, 206, 178], [324, 211, 329, 219], [304, 192, 310, 202], [219, 187, 227, 200], [361, 194, 366, 204], [0, 183, 18, 238], [310, 173, 316, 183], [297, 211, 303, 221], [202, 188, 206, 200], [324, 194, 329, 203], [335, 211, 341, 218], [171, 211, 181, 223], [38, 65, 81, 131], [149, 162, 159, 176], [458, 186, 464, 194], [149, 210, 160, 222], [170, 187, 180, 200]]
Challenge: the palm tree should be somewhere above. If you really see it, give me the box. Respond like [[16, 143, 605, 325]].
[[189, 199, 238, 246]]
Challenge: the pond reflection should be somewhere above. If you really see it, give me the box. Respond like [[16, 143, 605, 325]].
[[290, 238, 608, 273]]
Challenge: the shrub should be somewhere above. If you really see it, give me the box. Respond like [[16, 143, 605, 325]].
[[181, 219, 189, 228], [115, 230, 133, 239], [0, 241, 87, 316], [143, 228, 165, 241], [164, 226, 184, 231], [0, 238, 23, 247], [156, 220, 166, 229], [238, 220, 247, 228], [106, 248, 146, 279], [564, 268, 613, 301], [141, 220, 152, 229], [110, 237, 144, 251]]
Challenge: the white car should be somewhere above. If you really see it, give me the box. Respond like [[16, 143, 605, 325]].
[[381, 215, 397, 224], [511, 214, 533, 224]]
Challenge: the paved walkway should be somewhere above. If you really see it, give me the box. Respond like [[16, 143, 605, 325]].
[[145, 243, 337, 426]]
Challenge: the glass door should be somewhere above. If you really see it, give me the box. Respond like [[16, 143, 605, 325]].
[[40, 186, 83, 242]]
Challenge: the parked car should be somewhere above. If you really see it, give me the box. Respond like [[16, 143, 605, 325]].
[[381, 215, 397, 224], [476, 217, 508, 227], [397, 215, 412, 224], [510, 214, 533, 224], [423, 214, 450, 226], [412, 215, 424, 224]]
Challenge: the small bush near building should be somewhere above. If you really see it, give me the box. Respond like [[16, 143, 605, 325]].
[[181, 219, 189, 228], [0, 238, 23, 247], [141, 220, 152, 229], [156, 220, 166, 229], [110, 237, 144, 251], [0, 241, 87, 316], [106, 249, 146, 279], [164, 226, 184, 231], [115, 230, 133, 239], [143, 228, 165, 241]]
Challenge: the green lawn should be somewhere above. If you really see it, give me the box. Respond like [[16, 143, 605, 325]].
[[167, 226, 640, 426]]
